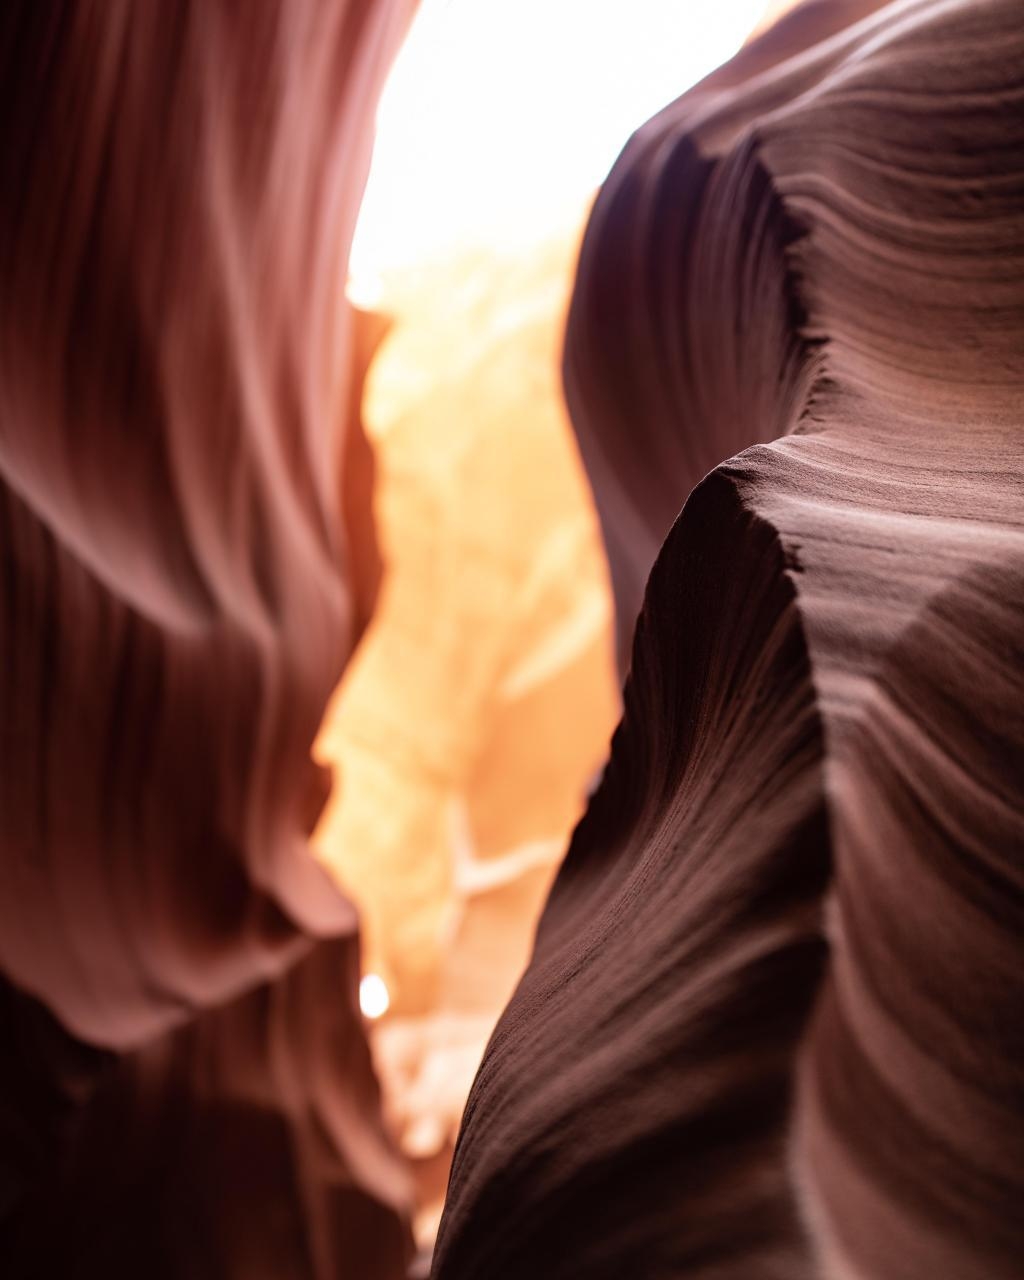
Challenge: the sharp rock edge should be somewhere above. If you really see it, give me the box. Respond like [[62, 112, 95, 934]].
[[436, 1, 1024, 1277]]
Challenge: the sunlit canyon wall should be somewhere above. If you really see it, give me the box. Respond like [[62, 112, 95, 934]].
[[313, 236, 619, 1245]]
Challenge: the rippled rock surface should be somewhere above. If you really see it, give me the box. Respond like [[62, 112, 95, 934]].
[[435, 2, 1024, 1276], [0, 3, 414, 1275]]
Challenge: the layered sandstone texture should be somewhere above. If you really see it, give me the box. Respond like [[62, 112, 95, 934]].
[[435, 1, 1024, 1277], [0, 3, 415, 1276]]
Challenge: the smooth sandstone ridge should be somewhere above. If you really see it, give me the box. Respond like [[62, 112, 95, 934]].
[[0, 3, 415, 1276], [435, 2, 1024, 1277]]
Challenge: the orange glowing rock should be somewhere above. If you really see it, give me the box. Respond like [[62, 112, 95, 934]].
[[314, 221, 619, 1020]]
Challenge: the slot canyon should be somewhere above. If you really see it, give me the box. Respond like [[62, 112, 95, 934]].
[[0, 2, 1021, 1278]]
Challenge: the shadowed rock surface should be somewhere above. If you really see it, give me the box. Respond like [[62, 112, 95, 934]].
[[435, 1, 1024, 1276], [0, 3, 415, 1275]]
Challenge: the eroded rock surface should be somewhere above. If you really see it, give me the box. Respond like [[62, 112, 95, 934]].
[[436, 2, 1024, 1276], [0, 3, 415, 1275]]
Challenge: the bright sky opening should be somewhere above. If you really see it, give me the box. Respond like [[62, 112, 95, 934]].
[[349, 0, 770, 293]]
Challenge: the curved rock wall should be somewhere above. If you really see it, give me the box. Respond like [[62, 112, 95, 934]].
[[436, 2, 1024, 1275], [0, 3, 415, 1275]]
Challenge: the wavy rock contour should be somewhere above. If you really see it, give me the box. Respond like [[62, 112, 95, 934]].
[[435, 1, 1024, 1276], [0, 3, 414, 1275]]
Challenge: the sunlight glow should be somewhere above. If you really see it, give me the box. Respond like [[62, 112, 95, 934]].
[[360, 972, 392, 1020], [349, 0, 769, 291]]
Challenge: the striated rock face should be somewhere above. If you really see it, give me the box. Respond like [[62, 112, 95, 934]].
[[435, 2, 1024, 1277], [0, 2, 415, 1275], [563, 0, 896, 675]]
